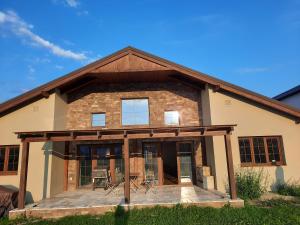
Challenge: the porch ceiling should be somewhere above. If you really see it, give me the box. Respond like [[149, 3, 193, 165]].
[[15, 125, 236, 142]]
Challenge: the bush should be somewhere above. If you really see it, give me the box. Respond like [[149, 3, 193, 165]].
[[235, 169, 267, 200], [276, 181, 300, 197]]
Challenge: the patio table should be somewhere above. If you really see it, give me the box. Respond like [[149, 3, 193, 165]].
[[0, 186, 18, 217]]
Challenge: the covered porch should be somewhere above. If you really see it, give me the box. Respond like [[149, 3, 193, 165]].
[[15, 125, 239, 210], [10, 185, 243, 219]]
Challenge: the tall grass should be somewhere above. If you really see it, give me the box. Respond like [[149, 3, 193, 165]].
[[235, 168, 268, 200], [276, 181, 300, 197]]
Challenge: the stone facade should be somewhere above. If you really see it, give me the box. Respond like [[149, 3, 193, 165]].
[[66, 81, 202, 129], [65, 81, 204, 190]]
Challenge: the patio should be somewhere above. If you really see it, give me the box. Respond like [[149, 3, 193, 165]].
[[9, 186, 244, 219]]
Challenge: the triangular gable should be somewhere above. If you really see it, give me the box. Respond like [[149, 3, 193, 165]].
[[92, 53, 169, 73], [0, 46, 300, 121]]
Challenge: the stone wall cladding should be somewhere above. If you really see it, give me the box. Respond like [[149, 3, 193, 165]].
[[66, 81, 202, 129]]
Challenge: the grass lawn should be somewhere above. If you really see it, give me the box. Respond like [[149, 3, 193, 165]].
[[1, 200, 300, 225]]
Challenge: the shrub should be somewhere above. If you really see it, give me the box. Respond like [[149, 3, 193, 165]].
[[235, 169, 267, 200], [276, 181, 300, 197]]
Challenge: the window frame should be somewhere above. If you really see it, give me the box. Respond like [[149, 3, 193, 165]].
[[164, 110, 180, 126], [91, 112, 106, 128], [0, 145, 20, 176], [121, 97, 150, 126], [238, 136, 285, 167]]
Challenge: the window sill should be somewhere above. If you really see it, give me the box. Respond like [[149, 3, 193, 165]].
[[0, 171, 18, 176]]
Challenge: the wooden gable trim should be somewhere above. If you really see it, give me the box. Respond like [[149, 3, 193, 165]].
[[1, 46, 300, 120]]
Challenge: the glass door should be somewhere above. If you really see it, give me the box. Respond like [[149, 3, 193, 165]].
[[143, 143, 159, 184], [113, 144, 124, 183], [93, 146, 110, 170], [177, 142, 193, 184], [78, 144, 125, 187], [78, 145, 92, 186]]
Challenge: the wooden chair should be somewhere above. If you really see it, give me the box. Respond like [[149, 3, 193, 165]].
[[141, 171, 156, 193], [92, 169, 110, 191]]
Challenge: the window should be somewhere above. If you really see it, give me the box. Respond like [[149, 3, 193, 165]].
[[91, 113, 105, 127], [0, 145, 20, 175], [164, 111, 179, 125], [238, 136, 284, 166], [122, 99, 149, 125]]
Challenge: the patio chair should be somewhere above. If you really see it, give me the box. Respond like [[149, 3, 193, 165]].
[[92, 169, 113, 191], [141, 171, 156, 193], [105, 170, 124, 196]]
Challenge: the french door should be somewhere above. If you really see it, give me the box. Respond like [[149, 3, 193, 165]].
[[143, 143, 160, 185], [142, 141, 195, 186], [177, 142, 194, 184], [78, 144, 123, 187]]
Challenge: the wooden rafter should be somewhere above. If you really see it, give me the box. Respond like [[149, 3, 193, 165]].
[[15, 125, 236, 143]]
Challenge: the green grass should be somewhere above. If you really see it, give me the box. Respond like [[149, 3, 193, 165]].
[[1, 202, 300, 225]]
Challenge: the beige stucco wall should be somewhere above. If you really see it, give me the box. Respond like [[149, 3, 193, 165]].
[[0, 92, 68, 203], [49, 93, 68, 196], [202, 86, 300, 193]]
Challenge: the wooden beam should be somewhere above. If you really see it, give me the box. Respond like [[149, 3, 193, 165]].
[[18, 141, 30, 209], [21, 130, 230, 143], [157, 143, 164, 185], [224, 134, 237, 200], [97, 131, 102, 139], [64, 142, 70, 191], [213, 85, 221, 92], [123, 137, 130, 203], [40, 91, 50, 98]]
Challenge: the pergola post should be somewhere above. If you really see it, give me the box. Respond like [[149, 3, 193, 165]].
[[64, 141, 70, 191], [123, 137, 130, 203], [18, 141, 30, 209], [224, 134, 237, 199]]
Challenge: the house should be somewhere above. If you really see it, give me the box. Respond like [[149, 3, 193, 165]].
[[274, 85, 300, 109], [1, 47, 300, 215]]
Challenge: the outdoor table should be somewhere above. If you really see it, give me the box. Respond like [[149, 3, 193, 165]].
[[0, 186, 18, 217]]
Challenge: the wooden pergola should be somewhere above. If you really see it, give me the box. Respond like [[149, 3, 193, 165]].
[[15, 125, 237, 209]]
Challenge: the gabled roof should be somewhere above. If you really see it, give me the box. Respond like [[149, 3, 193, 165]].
[[1, 46, 300, 121], [274, 85, 300, 101]]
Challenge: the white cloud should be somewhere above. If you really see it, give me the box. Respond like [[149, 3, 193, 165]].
[[236, 67, 270, 74], [77, 10, 89, 16], [66, 0, 80, 8], [55, 65, 64, 70], [28, 65, 35, 73], [0, 10, 87, 61]]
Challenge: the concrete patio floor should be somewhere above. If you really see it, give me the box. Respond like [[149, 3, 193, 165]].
[[10, 186, 244, 219]]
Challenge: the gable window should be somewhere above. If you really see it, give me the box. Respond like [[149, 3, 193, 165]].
[[0, 145, 20, 175], [238, 136, 284, 166], [122, 99, 149, 125], [91, 113, 106, 127], [164, 111, 179, 125]]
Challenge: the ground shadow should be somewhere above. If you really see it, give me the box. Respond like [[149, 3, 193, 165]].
[[114, 205, 129, 225], [271, 166, 285, 191]]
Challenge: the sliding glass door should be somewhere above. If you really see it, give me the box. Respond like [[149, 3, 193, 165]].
[[143, 143, 159, 184], [177, 142, 193, 184], [78, 146, 92, 186]]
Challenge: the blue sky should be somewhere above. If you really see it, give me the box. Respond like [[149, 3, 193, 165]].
[[0, 0, 300, 103]]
